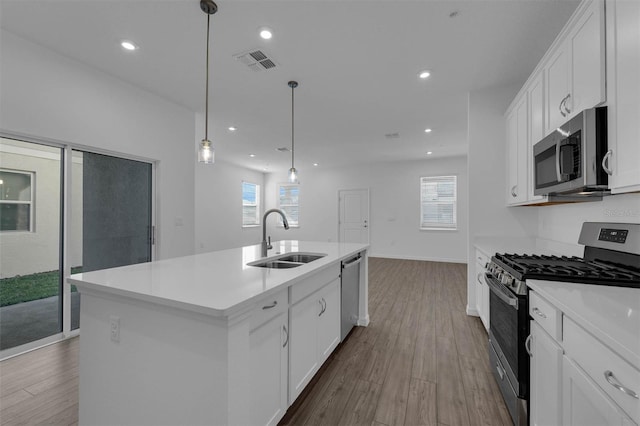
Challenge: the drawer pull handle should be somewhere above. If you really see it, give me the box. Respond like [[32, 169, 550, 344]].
[[262, 301, 278, 310], [477, 272, 483, 285], [604, 371, 639, 399], [532, 307, 547, 319]]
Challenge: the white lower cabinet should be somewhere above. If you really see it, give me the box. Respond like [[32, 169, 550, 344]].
[[529, 320, 563, 426], [250, 311, 289, 426], [475, 249, 489, 331], [528, 288, 638, 426], [562, 356, 635, 426], [289, 278, 341, 405]]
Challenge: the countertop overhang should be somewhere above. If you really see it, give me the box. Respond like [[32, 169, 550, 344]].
[[69, 240, 369, 318]]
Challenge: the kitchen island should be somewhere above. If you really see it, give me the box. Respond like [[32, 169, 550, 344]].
[[69, 240, 369, 426]]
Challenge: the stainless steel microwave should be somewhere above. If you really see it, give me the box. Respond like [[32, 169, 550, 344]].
[[533, 107, 609, 197]]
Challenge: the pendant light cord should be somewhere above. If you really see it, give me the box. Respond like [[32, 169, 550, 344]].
[[291, 84, 295, 168], [204, 14, 210, 140]]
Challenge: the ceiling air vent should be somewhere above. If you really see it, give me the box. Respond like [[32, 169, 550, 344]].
[[233, 49, 278, 72], [276, 147, 290, 152]]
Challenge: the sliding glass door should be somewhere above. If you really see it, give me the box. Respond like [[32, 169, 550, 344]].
[[70, 151, 153, 330], [0, 136, 154, 352], [0, 138, 63, 350]]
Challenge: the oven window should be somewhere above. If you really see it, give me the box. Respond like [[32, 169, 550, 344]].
[[490, 290, 519, 377]]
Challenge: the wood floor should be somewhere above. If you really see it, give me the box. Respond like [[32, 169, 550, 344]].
[[0, 258, 510, 426]]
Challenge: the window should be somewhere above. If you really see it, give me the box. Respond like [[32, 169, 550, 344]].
[[242, 181, 260, 226], [420, 175, 457, 230], [0, 169, 34, 231], [278, 184, 299, 227]]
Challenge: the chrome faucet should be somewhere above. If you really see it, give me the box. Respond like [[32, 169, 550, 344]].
[[262, 208, 290, 257]]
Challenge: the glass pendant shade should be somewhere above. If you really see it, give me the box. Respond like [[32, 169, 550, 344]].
[[288, 167, 298, 183], [198, 139, 214, 164]]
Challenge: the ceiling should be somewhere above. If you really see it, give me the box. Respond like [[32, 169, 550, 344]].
[[0, 0, 579, 173]]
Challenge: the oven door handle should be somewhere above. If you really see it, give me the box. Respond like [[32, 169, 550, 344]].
[[485, 273, 519, 309], [555, 139, 563, 183]]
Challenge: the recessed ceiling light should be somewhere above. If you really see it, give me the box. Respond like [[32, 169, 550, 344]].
[[424, 128, 432, 133], [249, 154, 256, 158], [313, 163, 319, 167], [228, 126, 237, 131], [427, 151, 433, 155], [120, 40, 138, 51], [418, 70, 431, 79], [259, 28, 273, 40]]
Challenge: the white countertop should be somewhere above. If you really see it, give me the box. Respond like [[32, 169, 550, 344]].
[[69, 240, 368, 317], [528, 279, 640, 369]]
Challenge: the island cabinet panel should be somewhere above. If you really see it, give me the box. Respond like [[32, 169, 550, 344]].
[[289, 277, 341, 405], [250, 311, 289, 426], [77, 291, 241, 426]]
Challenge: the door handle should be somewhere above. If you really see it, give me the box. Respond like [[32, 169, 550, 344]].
[[525, 334, 533, 357], [318, 299, 324, 316], [511, 185, 517, 198], [282, 324, 289, 348], [563, 93, 572, 115]]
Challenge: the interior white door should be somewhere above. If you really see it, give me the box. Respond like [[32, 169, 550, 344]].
[[338, 189, 369, 244]]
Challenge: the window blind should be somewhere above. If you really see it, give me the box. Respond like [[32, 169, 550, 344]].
[[278, 184, 299, 227], [242, 181, 260, 226], [420, 175, 457, 230]]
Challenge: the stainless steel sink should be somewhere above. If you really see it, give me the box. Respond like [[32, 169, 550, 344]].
[[251, 261, 302, 269], [248, 252, 327, 269], [277, 254, 325, 263]]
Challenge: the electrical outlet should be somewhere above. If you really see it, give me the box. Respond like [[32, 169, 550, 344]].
[[110, 315, 120, 342]]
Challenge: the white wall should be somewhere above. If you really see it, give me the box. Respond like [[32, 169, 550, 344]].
[[466, 85, 539, 310], [194, 150, 265, 253], [0, 30, 195, 260], [264, 157, 469, 263], [538, 193, 640, 248]]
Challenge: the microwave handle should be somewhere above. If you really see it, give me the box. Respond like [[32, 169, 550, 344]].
[[555, 139, 563, 182], [602, 150, 613, 176]]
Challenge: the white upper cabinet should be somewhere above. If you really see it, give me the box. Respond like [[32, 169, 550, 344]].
[[545, 0, 606, 136], [605, 0, 640, 194], [506, 94, 529, 205], [527, 73, 547, 202]]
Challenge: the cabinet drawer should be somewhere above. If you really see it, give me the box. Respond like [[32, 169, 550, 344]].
[[250, 289, 288, 331], [290, 265, 341, 305], [529, 290, 562, 341], [564, 317, 640, 423]]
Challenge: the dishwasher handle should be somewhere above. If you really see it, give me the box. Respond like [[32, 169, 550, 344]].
[[342, 255, 362, 269]]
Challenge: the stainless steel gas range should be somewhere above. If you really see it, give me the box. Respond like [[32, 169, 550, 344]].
[[485, 222, 640, 426]]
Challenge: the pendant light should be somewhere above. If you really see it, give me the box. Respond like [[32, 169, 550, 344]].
[[198, 0, 218, 164], [288, 80, 299, 183]]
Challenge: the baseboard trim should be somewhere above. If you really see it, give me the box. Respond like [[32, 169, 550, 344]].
[[466, 305, 480, 317], [368, 252, 467, 264]]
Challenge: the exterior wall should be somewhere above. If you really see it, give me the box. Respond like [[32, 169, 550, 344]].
[[0, 142, 82, 277], [264, 156, 469, 263]]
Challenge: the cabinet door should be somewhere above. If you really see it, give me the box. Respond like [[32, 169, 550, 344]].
[[317, 279, 341, 363], [606, 0, 640, 194], [562, 356, 633, 426], [250, 312, 288, 426], [528, 73, 546, 202], [568, 0, 605, 116], [506, 95, 528, 205], [289, 292, 320, 404], [530, 321, 563, 426], [546, 44, 570, 134]]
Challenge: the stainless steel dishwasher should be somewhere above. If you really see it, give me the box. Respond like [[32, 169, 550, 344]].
[[341, 254, 362, 341]]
